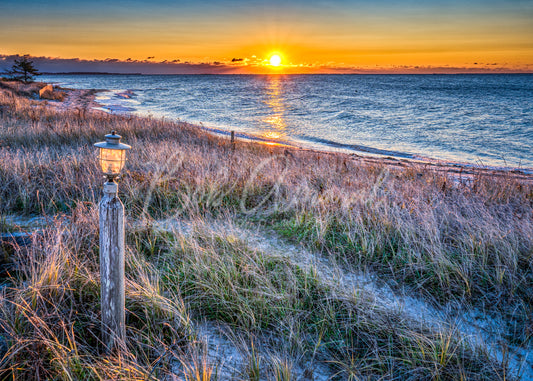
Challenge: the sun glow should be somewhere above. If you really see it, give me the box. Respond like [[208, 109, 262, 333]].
[[269, 54, 282, 67]]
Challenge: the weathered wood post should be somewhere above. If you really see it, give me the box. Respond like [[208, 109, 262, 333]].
[[94, 131, 131, 351], [99, 180, 125, 350], [231, 130, 235, 151]]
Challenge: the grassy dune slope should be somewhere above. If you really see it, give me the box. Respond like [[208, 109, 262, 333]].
[[0, 80, 531, 380]]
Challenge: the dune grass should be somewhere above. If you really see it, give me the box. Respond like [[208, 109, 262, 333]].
[[0, 80, 531, 379], [161, 224, 508, 379]]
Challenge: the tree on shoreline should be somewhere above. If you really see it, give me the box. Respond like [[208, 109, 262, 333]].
[[6, 55, 40, 83]]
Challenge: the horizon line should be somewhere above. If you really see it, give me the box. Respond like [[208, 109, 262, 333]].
[[2, 53, 532, 75], [38, 71, 533, 76]]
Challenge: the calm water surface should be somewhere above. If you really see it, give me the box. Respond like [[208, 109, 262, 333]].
[[41, 74, 533, 169]]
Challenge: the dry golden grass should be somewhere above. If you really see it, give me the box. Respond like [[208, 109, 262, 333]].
[[0, 80, 531, 379]]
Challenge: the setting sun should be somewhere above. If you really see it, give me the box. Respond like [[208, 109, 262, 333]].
[[269, 54, 282, 67]]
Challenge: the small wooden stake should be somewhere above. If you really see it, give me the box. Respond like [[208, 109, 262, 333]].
[[99, 180, 125, 351], [230, 130, 235, 151]]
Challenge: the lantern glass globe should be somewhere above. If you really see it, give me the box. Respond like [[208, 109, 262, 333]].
[[94, 131, 131, 181], [99, 147, 126, 176]]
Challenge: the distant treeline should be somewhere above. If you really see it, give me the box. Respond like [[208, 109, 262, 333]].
[[40, 72, 143, 75]]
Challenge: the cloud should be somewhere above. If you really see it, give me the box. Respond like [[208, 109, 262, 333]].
[[0, 54, 530, 75], [0, 54, 239, 74]]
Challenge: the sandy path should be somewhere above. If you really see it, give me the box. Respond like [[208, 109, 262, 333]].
[[150, 218, 532, 380]]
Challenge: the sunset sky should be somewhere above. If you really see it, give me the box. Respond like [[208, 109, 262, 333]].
[[1, 0, 532, 73]]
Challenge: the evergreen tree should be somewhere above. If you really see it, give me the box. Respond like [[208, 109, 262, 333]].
[[8, 55, 40, 83]]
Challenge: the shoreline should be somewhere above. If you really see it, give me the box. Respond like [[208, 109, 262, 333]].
[[39, 73, 533, 174], [74, 86, 533, 183], [39, 73, 533, 177]]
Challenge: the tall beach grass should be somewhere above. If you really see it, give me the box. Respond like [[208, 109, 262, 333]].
[[0, 80, 531, 379]]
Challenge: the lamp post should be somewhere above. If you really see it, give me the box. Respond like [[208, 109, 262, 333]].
[[94, 131, 131, 351]]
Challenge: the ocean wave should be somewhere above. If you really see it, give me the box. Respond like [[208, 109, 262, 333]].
[[96, 104, 137, 114], [115, 90, 136, 99], [296, 134, 416, 159]]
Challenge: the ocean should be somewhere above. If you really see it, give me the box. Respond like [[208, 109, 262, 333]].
[[41, 74, 533, 170]]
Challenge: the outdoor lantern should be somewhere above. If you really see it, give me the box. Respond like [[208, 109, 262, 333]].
[[94, 131, 131, 181]]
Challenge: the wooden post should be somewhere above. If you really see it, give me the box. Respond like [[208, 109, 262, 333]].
[[230, 130, 235, 151], [99, 180, 125, 351]]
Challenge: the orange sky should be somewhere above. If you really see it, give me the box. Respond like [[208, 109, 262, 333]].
[[1, 0, 532, 73]]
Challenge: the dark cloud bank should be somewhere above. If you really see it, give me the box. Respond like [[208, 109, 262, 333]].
[[0, 54, 530, 74], [0, 54, 237, 74]]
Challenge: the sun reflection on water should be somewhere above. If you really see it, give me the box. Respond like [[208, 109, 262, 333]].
[[261, 76, 287, 141]]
